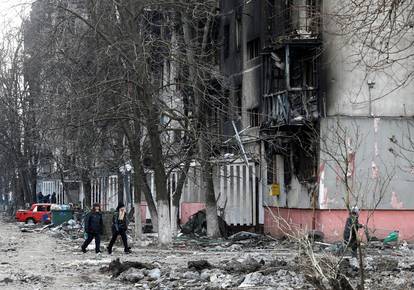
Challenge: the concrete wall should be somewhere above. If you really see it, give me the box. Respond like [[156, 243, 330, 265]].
[[219, 0, 265, 128], [264, 207, 414, 242], [322, 0, 414, 117], [319, 116, 414, 210], [262, 153, 313, 209]]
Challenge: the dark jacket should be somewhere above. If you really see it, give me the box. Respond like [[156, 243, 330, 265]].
[[112, 211, 128, 233], [343, 215, 362, 242], [85, 212, 103, 234]]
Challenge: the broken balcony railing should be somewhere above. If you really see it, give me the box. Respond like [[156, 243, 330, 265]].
[[264, 89, 318, 126], [283, 2, 321, 38]]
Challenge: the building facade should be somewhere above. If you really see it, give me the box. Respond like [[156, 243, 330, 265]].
[[219, 0, 414, 241]]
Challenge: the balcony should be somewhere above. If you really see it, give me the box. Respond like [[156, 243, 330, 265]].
[[263, 88, 318, 127], [273, 1, 321, 42]]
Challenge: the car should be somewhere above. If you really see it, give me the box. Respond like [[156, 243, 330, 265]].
[[15, 203, 52, 224]]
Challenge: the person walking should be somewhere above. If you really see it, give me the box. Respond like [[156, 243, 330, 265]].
[[51, 192, 57, 204], [37, 192, 43, 203], [81, 203, 103, 254], [107, 203, 130, 254], [343, 206, 364, 257]]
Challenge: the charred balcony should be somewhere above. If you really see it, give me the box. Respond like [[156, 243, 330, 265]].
[[271, 0, 322, 44], [263, 89, 318, 127], [262, 44, 322, 128]]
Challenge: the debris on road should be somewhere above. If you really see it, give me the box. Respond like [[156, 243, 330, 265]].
[[101, 258, 154, 278], [180, 209, 229, 238], [4, 215, 414, 289]]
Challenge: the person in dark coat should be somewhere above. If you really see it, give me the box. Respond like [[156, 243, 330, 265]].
[[343, 206, 364, 257], [37, 192, 43, 203], [107, 203, 130, 254], [81, 203, 103, 253], [51, 192, 57, 204]]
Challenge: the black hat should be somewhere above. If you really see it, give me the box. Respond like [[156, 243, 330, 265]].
[[116, 203, 125, 211]]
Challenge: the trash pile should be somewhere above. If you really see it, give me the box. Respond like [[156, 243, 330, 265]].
[[48, 219, 84, 240], [172, 230, 280, 252]]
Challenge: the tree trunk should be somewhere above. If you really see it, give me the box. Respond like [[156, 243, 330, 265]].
[[145, 105, 171, 245], [140, 166, 158, 232], [203, 152, 221, 238], [30, 165, 37, 204], [170, 203, 179, 237], [181, 11, 221, 238], [82, 172, 92, 208], [14, 172, 24, 209], [131, 154, 143, 241], [171, 159, 192, 236], [157, 199, 171, 244]]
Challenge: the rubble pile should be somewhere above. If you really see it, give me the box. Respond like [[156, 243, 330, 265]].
[[92, 235, 414, 290], [97, 254, 313, 289], [47, 220, 84, 240], [4, 216, 414, 289], [0, 269, 52, 288]]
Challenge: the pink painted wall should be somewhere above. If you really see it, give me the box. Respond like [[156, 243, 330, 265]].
[[264, 207, 314, 237], [264, 207, 414, 242], [180, 202, 205, 224]]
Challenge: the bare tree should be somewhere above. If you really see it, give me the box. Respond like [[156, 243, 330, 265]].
[[328, 0, 414, 96], [318, 118, 394, 289]]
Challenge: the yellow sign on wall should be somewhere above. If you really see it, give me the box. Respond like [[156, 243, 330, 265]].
[[270, 183, 281, 196]]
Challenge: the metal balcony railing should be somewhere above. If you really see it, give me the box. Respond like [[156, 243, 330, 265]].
[[284, 4, 321, 38], [264, 89, 318, 126]]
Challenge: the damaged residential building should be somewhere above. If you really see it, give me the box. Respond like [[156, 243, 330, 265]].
[[218, 0, 414, 241], [24, 0, 414, 240]]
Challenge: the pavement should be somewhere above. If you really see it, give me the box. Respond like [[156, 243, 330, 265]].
[[2, 213, 414, 289]]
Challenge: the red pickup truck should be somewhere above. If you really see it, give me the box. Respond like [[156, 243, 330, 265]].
[[15, 203, 51, 224]]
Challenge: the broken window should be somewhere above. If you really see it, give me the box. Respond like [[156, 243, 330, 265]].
[[289, 47, 318, 88], [247, 38, 260, 60], [291, 131, 318, 182], [267, 154, 280, 185]]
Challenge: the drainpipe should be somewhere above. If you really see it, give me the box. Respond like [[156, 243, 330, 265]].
[[367, 80, 375, 116]]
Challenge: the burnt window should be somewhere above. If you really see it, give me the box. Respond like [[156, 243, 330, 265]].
[[248, 108, 260, 127], [223, 24, 230, 59], [247, 38, 260, 60], [267, 154, 280, 185], [289, 47, 319, 88]]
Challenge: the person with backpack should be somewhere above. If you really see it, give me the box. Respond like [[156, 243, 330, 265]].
[[81, 203, 103, 254], [107, 203, 131, 254]]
